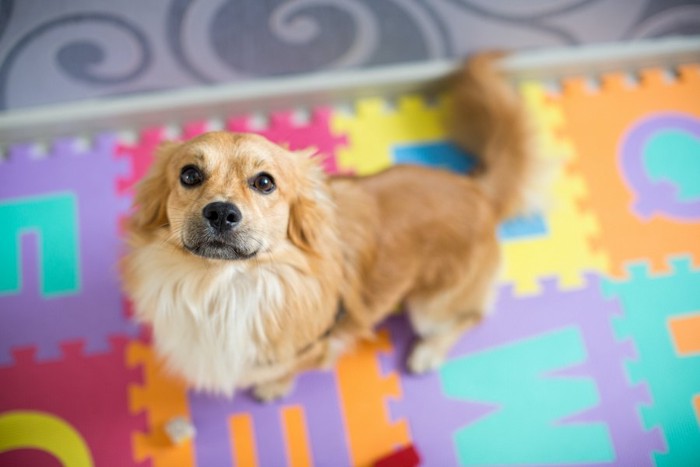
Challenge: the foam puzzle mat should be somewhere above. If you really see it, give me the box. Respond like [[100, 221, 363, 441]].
[[1, 64, 699, 467]]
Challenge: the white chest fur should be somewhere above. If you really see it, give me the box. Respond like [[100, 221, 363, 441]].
[[127, 244, 287, 395]]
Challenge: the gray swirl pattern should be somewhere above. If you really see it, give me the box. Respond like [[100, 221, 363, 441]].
[[0, 0, 698, 111]]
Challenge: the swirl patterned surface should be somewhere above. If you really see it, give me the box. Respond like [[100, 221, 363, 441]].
[[0, 0, 699, 110]]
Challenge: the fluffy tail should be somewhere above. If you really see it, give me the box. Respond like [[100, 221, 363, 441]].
[[449, 52, 534, 220]]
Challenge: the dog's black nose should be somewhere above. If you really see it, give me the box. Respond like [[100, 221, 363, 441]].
[[202, 202, 242, 232]]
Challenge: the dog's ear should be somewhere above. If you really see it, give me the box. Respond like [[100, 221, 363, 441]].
[[129, 141, 180, 234], [287, 149, 333, 254]]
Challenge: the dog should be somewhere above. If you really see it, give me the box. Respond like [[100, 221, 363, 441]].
[[121, 53, 534, 401]]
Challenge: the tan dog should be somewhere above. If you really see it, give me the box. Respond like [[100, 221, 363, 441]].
[[121, 54, 533, 401]]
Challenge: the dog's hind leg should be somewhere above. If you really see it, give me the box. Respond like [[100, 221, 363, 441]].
[[405, 257, 500, 374], [407, 310, 483, 374]]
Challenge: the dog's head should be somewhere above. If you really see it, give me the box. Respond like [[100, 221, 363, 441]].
[[129, 132, 331, 260]]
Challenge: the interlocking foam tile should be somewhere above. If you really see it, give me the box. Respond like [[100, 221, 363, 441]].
[[228, 107, 346, 174], [557, 66, 700, 277], [117, 123, 212, 200], [0, 337, 147, 466], [0, 136, 138, 365], [117, 127, 167, 195], [127, 341, 194, 467], [501, 82, 609, 295], [604, 256, 700, 466], [423, 275, 663, 466], [332, 95, 450, 175], [188, 368, 349, 466], [335, 329, 411, 466], [182, 121, 210, 139]]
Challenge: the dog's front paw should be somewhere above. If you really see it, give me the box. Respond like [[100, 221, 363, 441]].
[[252, 378, 295, 403], [407, 341, 445, 375]]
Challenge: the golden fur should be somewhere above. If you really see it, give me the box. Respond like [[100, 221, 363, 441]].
[[121, 53, 533, 400]]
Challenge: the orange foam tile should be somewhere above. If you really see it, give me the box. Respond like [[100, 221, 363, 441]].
[[557, 66, 700, 277], [127, 342, 195, 467]]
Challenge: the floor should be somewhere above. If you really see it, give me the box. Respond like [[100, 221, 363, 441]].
[[0, 63, 699, 466]]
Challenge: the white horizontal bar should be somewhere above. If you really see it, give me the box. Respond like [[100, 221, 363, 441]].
[[0, 36, 698, 147]]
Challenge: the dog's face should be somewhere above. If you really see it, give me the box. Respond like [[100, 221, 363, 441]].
[[130, 132, 327, 260]]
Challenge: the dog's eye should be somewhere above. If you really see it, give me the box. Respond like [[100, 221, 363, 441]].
[[180, 165, 203, 187], [250, 173, 276, 194]]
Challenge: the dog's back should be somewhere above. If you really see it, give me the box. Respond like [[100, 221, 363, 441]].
[[331, 54, 534, 373]]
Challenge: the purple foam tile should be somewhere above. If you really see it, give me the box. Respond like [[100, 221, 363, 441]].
[[0, 134, 138, 365], [2, 143, 34, 167], [484, 274, 659, 464], [384, 274, 662, 466]]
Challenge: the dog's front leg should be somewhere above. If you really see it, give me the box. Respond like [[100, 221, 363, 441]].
[[250, 340, 328, 402], [252, 372, 298, 402]]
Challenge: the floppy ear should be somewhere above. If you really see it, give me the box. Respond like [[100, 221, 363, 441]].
[[129, 141, 180, 234], [287, 149, 334, 254]]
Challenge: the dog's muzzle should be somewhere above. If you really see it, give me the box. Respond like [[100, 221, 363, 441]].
[[182, 202, 258, 260]]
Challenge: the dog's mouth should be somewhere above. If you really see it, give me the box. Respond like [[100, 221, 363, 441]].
[[183, 240, 258, 260], [182, 227, 260, 260]]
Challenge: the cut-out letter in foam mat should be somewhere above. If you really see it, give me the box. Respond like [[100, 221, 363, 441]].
[[0, 136, 137, 365], [621, 114, 700, 220], [188, 367, 350, 466], [384, 275, 664, 465], [392, 140, 474, 174], [669, 313, 700, 356], [0, 411, 93, 467], [444, 327, 613, 465], [604, 257, 700, 466], [0, 193, 79, 297], [557, 66, 700, 277]]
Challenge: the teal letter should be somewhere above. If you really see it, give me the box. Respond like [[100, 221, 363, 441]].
[[0, 194, 80, 297], [441, 327, 614, 465]]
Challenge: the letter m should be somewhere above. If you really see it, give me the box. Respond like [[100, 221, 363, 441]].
[[440, 327, 614, 465]]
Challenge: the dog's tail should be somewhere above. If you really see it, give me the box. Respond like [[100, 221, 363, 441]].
[[449, 52, 535, 220]]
